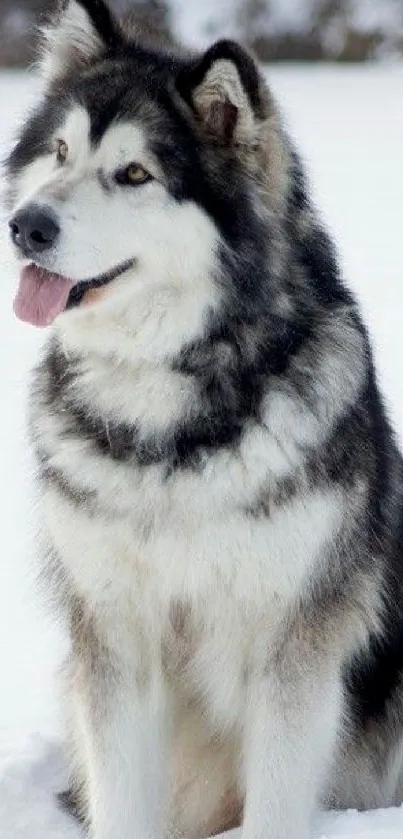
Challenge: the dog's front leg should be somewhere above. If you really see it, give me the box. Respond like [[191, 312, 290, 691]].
[[73, 644, 169, 839], [242, 646, 341, 839]]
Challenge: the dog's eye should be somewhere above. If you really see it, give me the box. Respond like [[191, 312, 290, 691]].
[[56, 140, 68, 165], [117, 164, 152, 186]]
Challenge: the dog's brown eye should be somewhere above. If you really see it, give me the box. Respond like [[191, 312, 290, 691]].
[[120, 164, 151, 186], [56, 140, 68, 165]]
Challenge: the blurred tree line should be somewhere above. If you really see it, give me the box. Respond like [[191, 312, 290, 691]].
[[0, 0, 402, 67], [0, 0, 171, 66]]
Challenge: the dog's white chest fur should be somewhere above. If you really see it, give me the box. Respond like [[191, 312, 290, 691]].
[[37, 347, 344, 631], [42, 448, 342, 625]]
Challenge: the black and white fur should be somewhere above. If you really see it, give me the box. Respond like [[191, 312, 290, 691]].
[[5, 2, 403, 838]]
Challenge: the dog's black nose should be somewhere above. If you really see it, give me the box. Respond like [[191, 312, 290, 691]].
[[9, 204, 60, 256]]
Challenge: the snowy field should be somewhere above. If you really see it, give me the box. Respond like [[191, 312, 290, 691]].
[[0, 65, 403, 838]]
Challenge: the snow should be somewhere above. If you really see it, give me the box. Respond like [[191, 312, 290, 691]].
[[169, 0, 239, 47], [1, 65, 403, 837], [351, 0, 403, 34]]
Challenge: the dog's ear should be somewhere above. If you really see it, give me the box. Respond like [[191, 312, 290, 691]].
[[177, 40, 266, 146], [39, 0, 121, 83]]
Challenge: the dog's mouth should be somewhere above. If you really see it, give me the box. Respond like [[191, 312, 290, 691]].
[[13, 259, 134, 328]]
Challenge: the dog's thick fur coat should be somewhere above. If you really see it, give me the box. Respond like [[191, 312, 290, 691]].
[[6, 2, 403, 838]]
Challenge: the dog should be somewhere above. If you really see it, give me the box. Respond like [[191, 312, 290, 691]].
[[5, 1, 403, 838]]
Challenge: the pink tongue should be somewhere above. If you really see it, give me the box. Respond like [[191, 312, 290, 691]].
[[14, 264, 75, 327]]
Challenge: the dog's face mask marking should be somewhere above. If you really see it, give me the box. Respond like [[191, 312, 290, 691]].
[[10, 109, 216, 325], [7, 1, 270, 329]]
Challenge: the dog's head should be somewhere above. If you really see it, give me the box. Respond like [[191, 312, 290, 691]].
[[7, 0, 289, 354]]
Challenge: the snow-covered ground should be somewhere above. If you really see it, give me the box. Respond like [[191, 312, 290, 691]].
[[0, 65, 403, 838]]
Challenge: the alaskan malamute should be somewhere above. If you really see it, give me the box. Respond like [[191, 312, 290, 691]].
[[6, 1, 403, 838]]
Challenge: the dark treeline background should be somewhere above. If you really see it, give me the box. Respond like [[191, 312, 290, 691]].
[[0, 0, 402, 67]]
